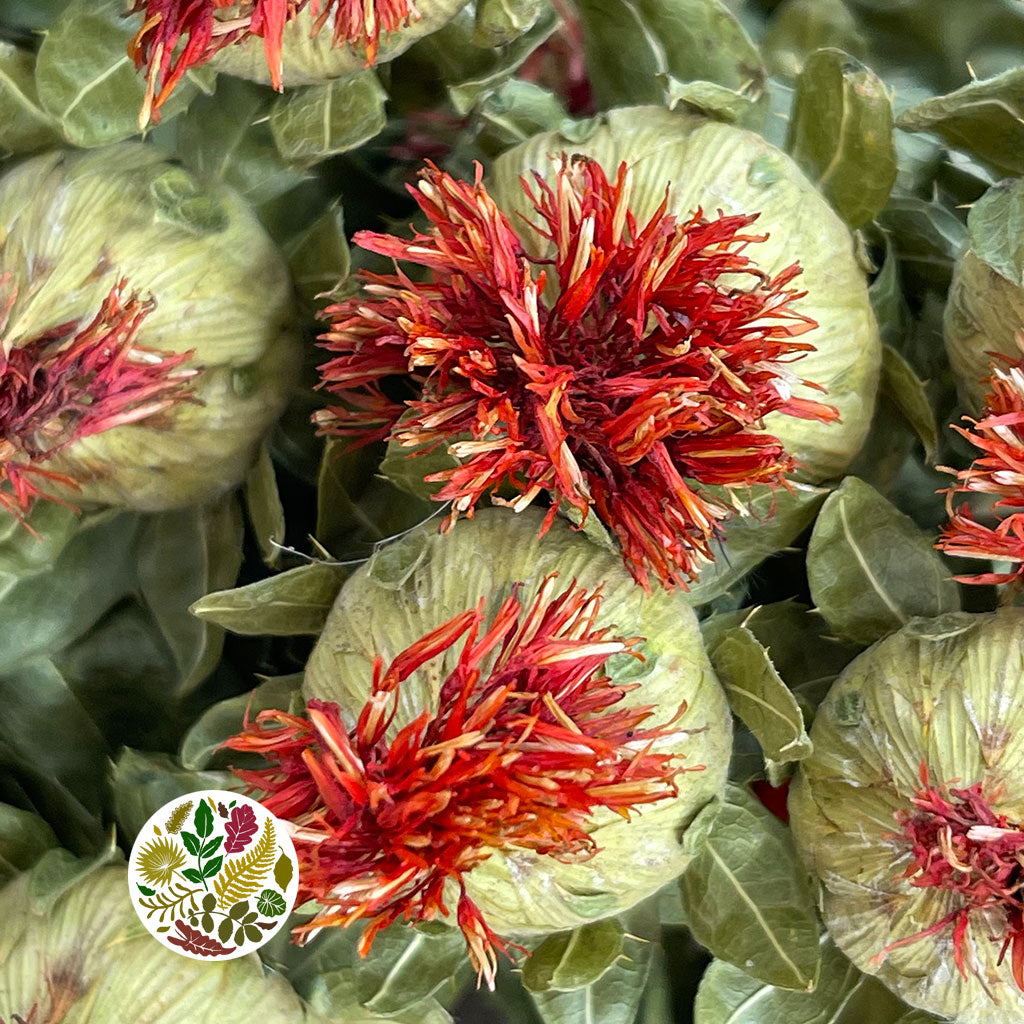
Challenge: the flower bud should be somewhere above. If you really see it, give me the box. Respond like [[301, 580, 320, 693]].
[[226, 507, 731, 983], [0, 144, 300, 515], [944, 178, 1024, 414], [488, 106, 881, 484], [789, 609, 1024, 1023], [0, 859, 316, 1021]]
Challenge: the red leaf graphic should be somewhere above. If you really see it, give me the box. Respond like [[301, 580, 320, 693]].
[[223, 805, 258, 853], [167, 920, 237, 957]]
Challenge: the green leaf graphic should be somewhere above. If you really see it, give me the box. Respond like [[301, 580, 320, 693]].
[[180, 831, 200, 856], [194, 800, 214, 839], [256, 888, 288, 917], [200, 836, 223, 859], [182, 868, 203, 884], [202, 855, 223, 879], [137, 883, 156, 896]]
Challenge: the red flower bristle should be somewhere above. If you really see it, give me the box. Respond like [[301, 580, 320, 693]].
[[223, 574, 695, 987], [938, 345, 1024, 585], [872, 761, 1024, 989], [0, 275, 196, 528], [128, 0, 418, 124], [316, 156, 838, 591]]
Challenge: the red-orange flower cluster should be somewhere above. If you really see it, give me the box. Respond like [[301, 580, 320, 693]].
[[223, 575, 690, 986], [128, 0, 417, 124], [873, 762, 1024, 989], [317, 157, 838, 590], [0, 276, 195, 526], [938, 351, 1024, 584]]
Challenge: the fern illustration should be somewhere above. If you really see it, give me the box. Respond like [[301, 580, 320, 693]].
[[138, 882, 202, 923], [213, 818, 276, 909], [165, 799, 193, 835]]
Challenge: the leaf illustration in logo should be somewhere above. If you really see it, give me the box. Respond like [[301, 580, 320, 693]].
[[194, 799, 214, 839], [223, 804, 258, 853], [136, 836, 187, 887], [167, 920, 237, 957], [165, 799, 193, 834], [217, 801, 229, 818], [273, 851, 293, 891], [180, 831, 200, 856], [201, 854, 224, 879], [137, 883, 156, 896], [257, 889, 287, 917], [213, 818, 276, 909]]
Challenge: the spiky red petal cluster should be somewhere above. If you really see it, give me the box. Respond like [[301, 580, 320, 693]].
[[873, 762, 1024, 988], [0, 276, 196, 525], [223, 575, 691, 986], [938, 350, 1024, 584], [128, 0, 417, 124], [317, 157, 838, 590]]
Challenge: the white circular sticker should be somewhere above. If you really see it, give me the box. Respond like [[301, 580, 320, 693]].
[[128, 790, 299, 960]]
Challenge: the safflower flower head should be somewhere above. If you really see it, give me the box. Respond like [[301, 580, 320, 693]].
[[0, 274, 195, 527], [128, 0, 419, 123], [938, 339, 1024, 585], [789, 608, 1024, 1023], [316, 154, 839, 591], [225, 509, 731, 986]]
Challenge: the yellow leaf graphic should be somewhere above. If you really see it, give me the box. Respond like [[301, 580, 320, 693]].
[[213, 817, 276, 909]]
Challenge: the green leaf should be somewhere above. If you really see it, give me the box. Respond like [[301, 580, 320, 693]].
[[358, 925, 469, 1014], [136, 496, 244, 695], [182, 867, 204, 884], [194, 799, 214, 839], [963, 176, 1024, 285], [34, 0, 204, 147], [761, 0, 866, 80], [685, 484, 830, 606], [896, 66, 1024, 177], [787, 48, 896, 228], [257, 888, 288, 917], [0, 804, 58, 885], [190, 561, 348, 636], [200, 836, 223, 859], [245, 445, 287, 569], [806, 476, 960, 647], [529, 902, 658, 1024], [137, 883, 156, 896], [693, 936, 908, 1024], [473, 0, 543, 47], [219, 916, 234, 942], [680, 787, 820, 990], [706, 626, 813, 766], [230, 899, 250, 920], [573, 0, 766, 112], [270, 71, 387, 168], [660, 76, 758, 123], [202, 854, 224, 878], [879, 345, 938, 462], [273, 852, 293, 892], [181, 832, 201, 857], [523, 919, 625, 993], [866, 227, 909, 350], [876, 196, 966, 295], [203, 892, 216, 911], [284, 204, 350, 308], [474, 79, 569, 156], [0, 42, 61, 154], [169, 75, 306, 207]]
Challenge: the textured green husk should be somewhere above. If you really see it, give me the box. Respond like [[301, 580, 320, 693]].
[[488, 106, 882, 484], [303, 507, 732, 936], [209, 0, 472, 85], [0, 143, 301, 510], [789, 608, 1024, 1023], [0, 858, 323, 1022], [944, 177, 1024, 413]]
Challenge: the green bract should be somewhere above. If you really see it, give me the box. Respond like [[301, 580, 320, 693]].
[[0, 144, 300, 510], [944, 177, 1024, 412], [789, 609, 1024, 1023], [209, 0, 471, 85], [302, 507, 732, 936], [489, 106, 882, 484], [0, 857, 321, 1022]]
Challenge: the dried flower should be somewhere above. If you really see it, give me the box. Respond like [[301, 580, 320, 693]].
[[0, 144, 299, 514], [226, 575, 688, 985], [317, 155, 838, 590], [871, 762, 1024, 990], [789, 608, 1024, 1023], [0, 276, 195, 525], [128, 0, 418, 123], [938, 345, 1024, 584]]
